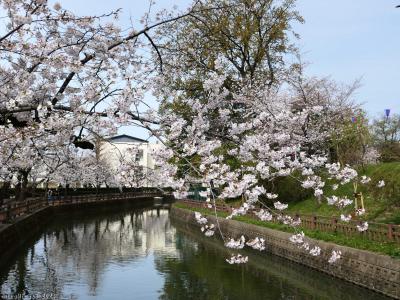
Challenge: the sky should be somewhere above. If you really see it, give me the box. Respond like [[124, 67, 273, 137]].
[[295, 1, 400, 118], [54, 0, 400, 137]]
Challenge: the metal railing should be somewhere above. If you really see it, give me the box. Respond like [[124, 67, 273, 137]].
[[0, 190, 162, 224]]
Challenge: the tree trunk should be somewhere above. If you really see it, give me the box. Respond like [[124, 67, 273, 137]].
[[16, 169, 30, 202], [0, 180, 11, 205]]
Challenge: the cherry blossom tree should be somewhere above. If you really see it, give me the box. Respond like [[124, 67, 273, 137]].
[[155, 62, 384, 265], [0, 0, 386, 267], [113, 146, 149, 188], [0, 0, 202, 195]]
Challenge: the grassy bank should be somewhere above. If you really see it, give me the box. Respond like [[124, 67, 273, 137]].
[[285, 162, 400, 224], [174, 202, 400, 258]]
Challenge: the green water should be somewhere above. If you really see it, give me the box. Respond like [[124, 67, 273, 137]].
[[0, 206, 388, 299]]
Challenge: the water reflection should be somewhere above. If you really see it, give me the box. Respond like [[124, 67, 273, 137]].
[[0, 207, 388, 300], [0, 208, 178, 299], [165, 220, 388, 300]]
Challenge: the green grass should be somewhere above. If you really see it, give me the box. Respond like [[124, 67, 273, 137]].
[[174, 202, 400, 258], [286, 162, 400, 224]]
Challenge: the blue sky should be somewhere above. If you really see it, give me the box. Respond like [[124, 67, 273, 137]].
[[60, 0, 400, 117], [57, 0, 399, 131], [295, 0, 400, 119]]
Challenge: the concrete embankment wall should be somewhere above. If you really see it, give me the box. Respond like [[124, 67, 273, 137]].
[[171, 206, 400, 299], [0, 196, 157, 265]]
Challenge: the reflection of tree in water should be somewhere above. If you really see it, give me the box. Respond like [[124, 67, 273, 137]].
[[155, 233, 288, 300], [1, 210, 389, 300], [155, 223, 390, 300], [0, 208, 178, 298]]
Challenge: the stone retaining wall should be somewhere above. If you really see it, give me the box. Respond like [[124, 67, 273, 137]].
[[0, 207, 52, 261], [171, 206, 400, 299]]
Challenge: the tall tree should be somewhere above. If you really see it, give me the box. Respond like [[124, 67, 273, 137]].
[[0, 0, 196, 193], [157, 0, 303, 96], [154, 0, 304, 176], [372, 114, 400, 162]]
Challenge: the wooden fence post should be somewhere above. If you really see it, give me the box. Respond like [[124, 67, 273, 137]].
[[388, 224, 394, 240], [312, 215, 317, 230], [332, 217, 338, 233]]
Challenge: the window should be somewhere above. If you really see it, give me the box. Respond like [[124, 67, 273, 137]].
[[135, 150, 143, 162]]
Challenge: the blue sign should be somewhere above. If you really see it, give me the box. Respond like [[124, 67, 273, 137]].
[[385, 109, 391, 117]]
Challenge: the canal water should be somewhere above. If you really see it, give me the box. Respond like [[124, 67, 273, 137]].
[[0, 205, 388, 300]]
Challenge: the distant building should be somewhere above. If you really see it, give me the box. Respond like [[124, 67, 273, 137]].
[[100, 134, 161, 187]]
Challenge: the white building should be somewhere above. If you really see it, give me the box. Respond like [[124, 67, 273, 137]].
[[100, 134, 161, 187]]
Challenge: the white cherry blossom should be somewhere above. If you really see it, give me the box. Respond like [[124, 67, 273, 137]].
[[377, 180, 385, 188], [356, 222, 369, 232], [328, 250, 342, 264]]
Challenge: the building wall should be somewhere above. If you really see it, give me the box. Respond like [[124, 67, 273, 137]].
[[100, 139, 162, 187]]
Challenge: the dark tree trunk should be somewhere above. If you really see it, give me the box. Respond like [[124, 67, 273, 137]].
[[0, 180, 11, 205], [16, 169, 30, 202]]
